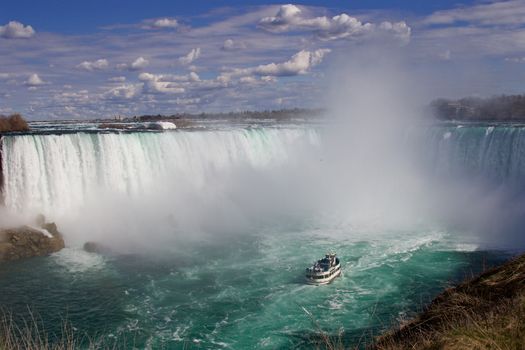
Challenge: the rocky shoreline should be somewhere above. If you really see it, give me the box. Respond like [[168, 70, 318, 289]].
[[0, 216, 65, 262]]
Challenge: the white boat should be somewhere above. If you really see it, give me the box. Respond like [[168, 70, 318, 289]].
[[305, 253, 341, 285]]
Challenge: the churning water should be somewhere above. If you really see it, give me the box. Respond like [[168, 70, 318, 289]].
[[0, 123, 519, 348]]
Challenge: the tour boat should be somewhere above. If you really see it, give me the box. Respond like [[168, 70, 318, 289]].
[[305, 252, 341, 285]]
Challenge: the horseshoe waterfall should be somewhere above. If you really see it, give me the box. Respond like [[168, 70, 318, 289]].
[[0, 124, 522, 348]]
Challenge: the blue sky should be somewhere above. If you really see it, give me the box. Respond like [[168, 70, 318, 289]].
[[1, 0, 525, 119]]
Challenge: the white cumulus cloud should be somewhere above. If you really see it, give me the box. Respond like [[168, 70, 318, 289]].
[[117, 57, 149, 71], [76, 59, 109, 71], [138, 72, 186, 94], [0, 21, 35, 39], [254, 49, 330, 75], [220, 48, 330, 82], [25, 73, 45, 86], [222, 39, 246, 51], [179, 48, 201, 65], [259, 4, 410, 43], [130, 57, 149, 70]]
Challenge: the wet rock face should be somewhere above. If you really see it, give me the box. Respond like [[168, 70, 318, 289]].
[[0, 222, 65, 262], [83, 241, 113, 255]]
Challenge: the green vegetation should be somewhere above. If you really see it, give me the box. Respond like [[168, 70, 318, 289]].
[[431, 95, 525, 121], [0, 114, 29, 132]]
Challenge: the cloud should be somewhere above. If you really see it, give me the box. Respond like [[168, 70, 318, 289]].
[[25, 73, 45, 86], [378, 21, 411, 44], [179, 48, 201, 65], [220, 48, 330, 82], [423, 0, 525, 26], [172, 97, 201, 105], [505, 57, 525, 63], [138, 72, 187, 94], [103, 84, 141, 100], [0, 21, 35, 39], [259, 4, 304, 32], [0, 4, 414, 118], [259, 4, 410, 43], [117, 56, 149, 71], [239, 76, 258, 84], [130, 57, 149, 70], [255, 49, 330, 75], [415, 1, 525, 59], [222, 38, 246, 51], [188, 71, 200, 82], [76, 59, 109, 71], [108, 76, 126, 82], [261, 75, 277, 83], [152, 18, 179, 29], [54, 90, 90, 105]]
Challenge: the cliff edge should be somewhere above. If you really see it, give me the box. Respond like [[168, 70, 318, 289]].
[[373, 253, 525, 349]]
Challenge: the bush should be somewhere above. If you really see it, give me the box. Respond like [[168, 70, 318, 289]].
[[0, 113, 30, 132]]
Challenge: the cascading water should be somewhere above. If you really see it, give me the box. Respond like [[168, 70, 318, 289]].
[[4, 124, 525, 216], [415, 124, 525, 184], [1, 128, 319, 216], [0, 124, 520, 349]]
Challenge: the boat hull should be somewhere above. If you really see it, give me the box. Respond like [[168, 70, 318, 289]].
[[305, 265, 342, 285]]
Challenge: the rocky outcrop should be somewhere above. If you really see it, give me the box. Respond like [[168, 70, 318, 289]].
[[0, 217, 65, 262], [83, 241, 113, 255]]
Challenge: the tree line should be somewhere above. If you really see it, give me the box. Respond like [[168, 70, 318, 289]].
[[430, 95, 525, 121], [0, 113, 29, 132], [128, 108, 324, 122]]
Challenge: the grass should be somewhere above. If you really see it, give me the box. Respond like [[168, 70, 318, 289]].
[[2, 254, 524, 349], [372, 253, 525, 350], [0, 309, 133, 350], [306, 254, 525, 349], [0, 310, 79, 350]]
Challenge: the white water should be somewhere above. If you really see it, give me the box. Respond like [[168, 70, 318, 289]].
[[1, 129, 322, 248], [4, 124, 525, 250], [2, 129, 318, 215]]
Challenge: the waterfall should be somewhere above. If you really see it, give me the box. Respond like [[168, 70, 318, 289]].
[[3, 124, 525, 228], [413, 125, 525, 185], [1, 128, 319, 216]]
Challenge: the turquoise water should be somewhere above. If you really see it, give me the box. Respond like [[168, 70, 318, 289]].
[[0, 226, 506, 349], [0, 124, 521, 348]]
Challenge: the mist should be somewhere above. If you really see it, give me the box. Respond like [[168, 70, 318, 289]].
[[2, 46, 525, 253], [315, 44, 525, 249]]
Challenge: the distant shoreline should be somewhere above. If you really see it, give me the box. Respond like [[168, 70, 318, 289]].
[[431, 94, 525, 122]]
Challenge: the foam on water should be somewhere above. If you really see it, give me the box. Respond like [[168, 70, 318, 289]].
[[0, 124, 520, 348], [51, 248, 107, 273]]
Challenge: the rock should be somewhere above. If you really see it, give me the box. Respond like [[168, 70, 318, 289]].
[[83, 241, 112, 255], [42, 222, 59, 236], [0, 221, 65, 262]]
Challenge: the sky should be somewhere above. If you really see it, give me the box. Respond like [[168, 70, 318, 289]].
[[1, 0, 525, 120]]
